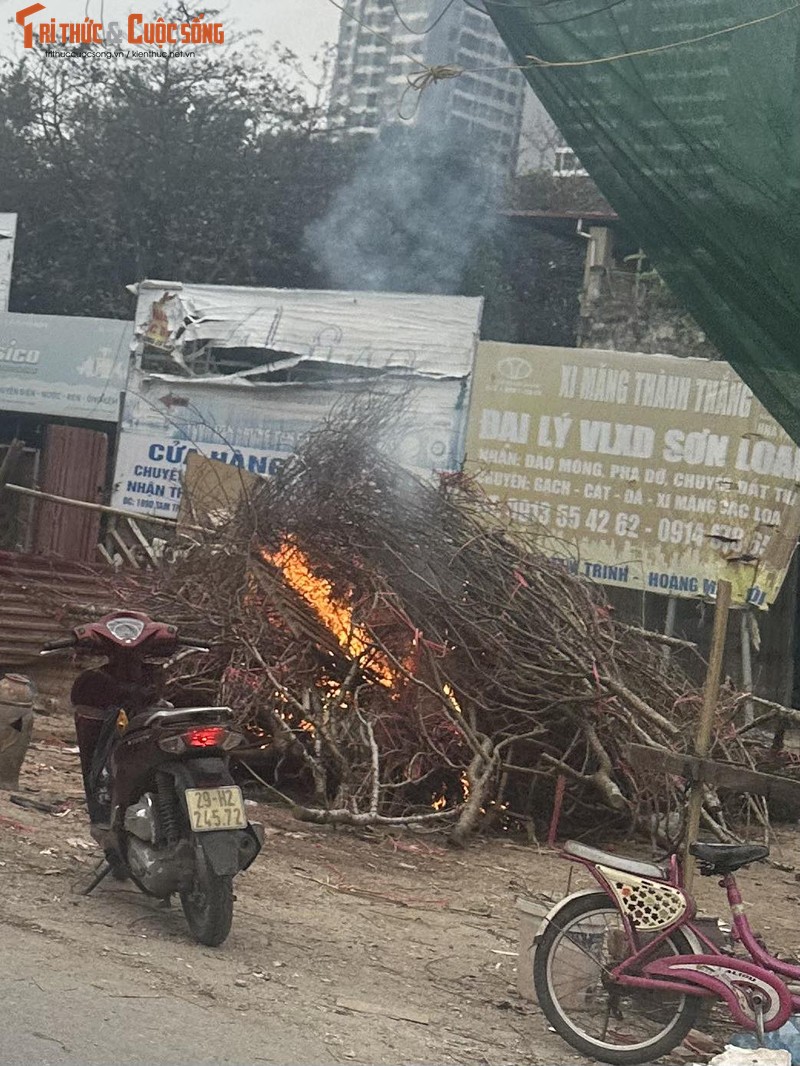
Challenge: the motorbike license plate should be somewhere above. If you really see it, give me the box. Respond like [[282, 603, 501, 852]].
[[185, 786, 246, 832]]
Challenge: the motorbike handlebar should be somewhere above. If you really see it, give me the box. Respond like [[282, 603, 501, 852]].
[[41, 636, 77, 652]]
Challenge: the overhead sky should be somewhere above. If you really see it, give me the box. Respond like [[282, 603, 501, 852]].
[[1, 0, 342, 68]]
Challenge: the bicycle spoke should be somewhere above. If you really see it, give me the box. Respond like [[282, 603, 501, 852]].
[[545, 906, 688, 1051], [600, 998, 612, 1041]]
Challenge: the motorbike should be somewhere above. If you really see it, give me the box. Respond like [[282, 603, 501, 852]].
[[41, 609, 263, 946]]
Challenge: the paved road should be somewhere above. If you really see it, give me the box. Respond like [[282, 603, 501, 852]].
[[0, 923, 324, 1066]]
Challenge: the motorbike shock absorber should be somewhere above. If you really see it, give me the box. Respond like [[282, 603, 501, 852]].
[[156, 773, 180, 844]]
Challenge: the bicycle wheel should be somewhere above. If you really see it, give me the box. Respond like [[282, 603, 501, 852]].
[[534, 891, 701, 1066]]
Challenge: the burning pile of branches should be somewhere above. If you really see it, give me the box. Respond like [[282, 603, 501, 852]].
[[141, 402, 764, 844]]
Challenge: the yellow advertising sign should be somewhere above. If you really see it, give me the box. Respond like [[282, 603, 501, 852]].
[[465, 343, 800, 607]]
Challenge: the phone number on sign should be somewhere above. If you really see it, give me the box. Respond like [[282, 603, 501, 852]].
[[504, 502, 772, 555]]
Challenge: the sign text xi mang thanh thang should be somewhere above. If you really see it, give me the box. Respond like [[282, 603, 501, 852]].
[[465, 343, 800, 609]]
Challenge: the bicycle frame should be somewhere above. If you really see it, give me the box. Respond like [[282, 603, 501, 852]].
[[564, 849, 800, 1031]]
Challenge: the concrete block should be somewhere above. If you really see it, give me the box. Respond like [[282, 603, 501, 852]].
[[711, 1047, 791, 1066]]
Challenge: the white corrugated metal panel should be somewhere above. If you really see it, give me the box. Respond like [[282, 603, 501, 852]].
[[132, 282, 483, 379]]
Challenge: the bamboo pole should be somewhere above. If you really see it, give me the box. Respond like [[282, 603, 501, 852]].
[[1, 482, 195, 530], [683, 579, 732, 893]]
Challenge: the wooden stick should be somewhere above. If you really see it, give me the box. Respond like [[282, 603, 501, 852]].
[[620, 625, 696, 651], [661, 595, 678, 672], [744, 694, 800, 726], [110, 527, 140, 569], [684, 579, 731, 893], [126, 517, 159, 566], [0, 440, 24, 489], [96, 542, 116, 567]]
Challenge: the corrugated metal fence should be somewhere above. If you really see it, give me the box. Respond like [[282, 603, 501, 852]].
[[0, 552, 127, 666]]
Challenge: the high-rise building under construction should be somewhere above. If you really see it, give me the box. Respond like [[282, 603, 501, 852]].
[[329, 0, 537, 174]]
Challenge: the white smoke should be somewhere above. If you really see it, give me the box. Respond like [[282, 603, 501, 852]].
[[306, 124, 503, 294]]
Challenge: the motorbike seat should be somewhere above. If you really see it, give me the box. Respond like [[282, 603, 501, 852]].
[[689, 841, 769, 875], [125, 706, 235, 733], [563, 840, 668, 881]]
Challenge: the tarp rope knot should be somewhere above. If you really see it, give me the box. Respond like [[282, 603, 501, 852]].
[[406, 65, 463, 92]]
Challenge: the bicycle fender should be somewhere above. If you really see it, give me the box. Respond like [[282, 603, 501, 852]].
[[534, 890, 604, 942], [534, 889, 705, 955], [641, 954, 792, 1032]]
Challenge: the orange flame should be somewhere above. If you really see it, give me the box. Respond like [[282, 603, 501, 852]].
[[264, 540, 393, 685]]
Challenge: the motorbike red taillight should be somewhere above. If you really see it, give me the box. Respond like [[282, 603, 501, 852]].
[[184, 726, 228, 748], [157, 726, 244, 754]]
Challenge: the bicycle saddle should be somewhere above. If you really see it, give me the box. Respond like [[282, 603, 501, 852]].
[[689, 841, 769, 875]]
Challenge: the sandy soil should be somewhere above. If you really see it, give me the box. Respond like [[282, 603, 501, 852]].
[[3, 711, 800, 1065]]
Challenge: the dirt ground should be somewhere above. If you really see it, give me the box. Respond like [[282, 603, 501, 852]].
[[4, 712, 800, 1065]]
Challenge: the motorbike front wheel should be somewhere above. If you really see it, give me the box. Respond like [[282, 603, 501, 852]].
[[180, 858, 233, 947]]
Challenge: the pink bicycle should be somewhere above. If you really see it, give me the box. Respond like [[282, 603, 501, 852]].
[[533, 840, 800, 1064]]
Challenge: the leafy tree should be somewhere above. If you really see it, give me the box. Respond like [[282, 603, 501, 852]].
[[0, 35, 362, 316], [462, 222, 585, 348], [0, 27, 586, 346]]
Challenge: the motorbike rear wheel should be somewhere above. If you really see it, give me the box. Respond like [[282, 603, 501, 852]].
[[180, 860, 233, 946]]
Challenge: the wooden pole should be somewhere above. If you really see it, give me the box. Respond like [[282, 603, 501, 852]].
[[0, 439, 24, 489], [683, 579, 732, 893], [740, 608, 754, 726], [776, 547, 799, 752], [661, 595, 678, 672]]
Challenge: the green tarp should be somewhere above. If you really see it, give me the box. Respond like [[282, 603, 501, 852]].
[[485, 0, 800, 442]]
